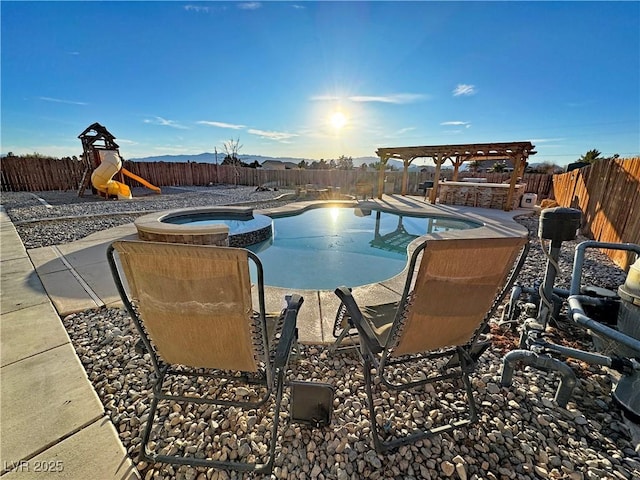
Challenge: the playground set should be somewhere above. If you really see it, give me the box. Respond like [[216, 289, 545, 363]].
[[78, 123, 160, 199]]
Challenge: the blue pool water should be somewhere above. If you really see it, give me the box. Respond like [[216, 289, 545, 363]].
[[166, 212, 272, 235], [247, 207, 479, 290]]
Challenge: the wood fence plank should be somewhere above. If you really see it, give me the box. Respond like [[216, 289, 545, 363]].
[[553, 158, 639, 269]]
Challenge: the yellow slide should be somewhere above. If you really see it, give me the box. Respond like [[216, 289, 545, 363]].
[[91, 150, 161, 199], [121, 168, 161, 194], [91, 150, 132, 199]]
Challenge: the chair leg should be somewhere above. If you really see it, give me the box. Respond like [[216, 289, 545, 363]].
[[329, 323, 358, 353], [140, 394, 159, 463], [292, 334, 300, 361], [363, 356, 386, 454], [461, 367, 479, 424], [139, 375, 286, 474], [462, 373, 478, 423], [364, 359, 480, 454], [364, 358, 432, 454], [263, 368, 286, 473]]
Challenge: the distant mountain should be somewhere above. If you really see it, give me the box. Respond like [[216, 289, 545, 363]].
[[127, 152, 337, 165], [127, 152, 280, 164], [127, 152, 422, 171]]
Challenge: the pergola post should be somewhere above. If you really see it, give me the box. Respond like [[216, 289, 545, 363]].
[[505, 152, 523, 211], [401, 156, 413, 196], [376, 153, 389, 199], [429, 153, 444, 203], [452, 155, 464, 181]]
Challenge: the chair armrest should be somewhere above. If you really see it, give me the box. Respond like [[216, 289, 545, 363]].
[[274, 294, 304, 369], [334, 287, 384, 354]]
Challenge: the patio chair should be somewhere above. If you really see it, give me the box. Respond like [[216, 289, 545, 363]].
[[107, 240, 303, 474], [332, 236, 529, 453]]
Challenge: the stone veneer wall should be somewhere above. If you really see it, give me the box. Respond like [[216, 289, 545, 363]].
[[440, 184, 525, 210], [137, 230, 229, 246], [228, 225, 273, 248], [137, 225, 272, 248]]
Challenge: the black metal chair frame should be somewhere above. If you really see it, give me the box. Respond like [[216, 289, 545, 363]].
[[334, 239, 529, 453], [107, 243, 302, 474]]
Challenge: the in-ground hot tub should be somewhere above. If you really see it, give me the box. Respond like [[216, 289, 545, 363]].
[[134, 207, 273, 247]]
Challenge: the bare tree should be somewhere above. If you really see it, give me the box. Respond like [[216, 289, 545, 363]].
[[221, 138, 243, 187], [222, 138, 243, 164]]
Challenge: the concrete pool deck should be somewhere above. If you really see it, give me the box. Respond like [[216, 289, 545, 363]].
[[23, 195, 532, 344], [0, 196, 529, 476]]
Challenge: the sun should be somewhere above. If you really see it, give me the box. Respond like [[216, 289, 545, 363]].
[[330, 111, 347, 129]]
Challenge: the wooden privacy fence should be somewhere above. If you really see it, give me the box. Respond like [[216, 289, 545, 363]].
[[1, 156, 555, 200], [2, 154, 636, 266], [552, 157, 640, 270], [0, 156, 86, 192]]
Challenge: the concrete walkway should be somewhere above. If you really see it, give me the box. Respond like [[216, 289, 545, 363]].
[[0, 207, 139, 479]]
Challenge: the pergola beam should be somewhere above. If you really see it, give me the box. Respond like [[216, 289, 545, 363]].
[[376, 141, 535, 159]]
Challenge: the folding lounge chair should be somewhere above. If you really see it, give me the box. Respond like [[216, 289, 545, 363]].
[[107, 240, 303, 474], [333, 236, 528, 453]]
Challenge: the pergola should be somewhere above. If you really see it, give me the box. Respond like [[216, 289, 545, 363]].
[[375, 141, 536, 210]]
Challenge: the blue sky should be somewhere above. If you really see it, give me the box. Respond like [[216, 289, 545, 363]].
[[2, 1, 639, 166]]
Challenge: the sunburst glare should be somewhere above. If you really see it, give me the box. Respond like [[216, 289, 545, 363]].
[[330, 111, 347, 129], [329, 207, 341, 222]]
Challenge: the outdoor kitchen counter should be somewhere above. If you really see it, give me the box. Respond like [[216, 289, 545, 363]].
[[438, 181, 526, 210]]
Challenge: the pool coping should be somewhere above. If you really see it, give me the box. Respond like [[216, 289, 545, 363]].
[[26, 195, 532, 346], [134, 206, 252, 236]]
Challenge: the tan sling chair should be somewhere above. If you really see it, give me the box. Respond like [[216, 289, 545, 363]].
[[107, 240, 303, 474], [332, 236, 528, 453]]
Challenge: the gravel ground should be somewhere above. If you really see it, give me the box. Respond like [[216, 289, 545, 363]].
[[2, 190, 639, 480], [3, 186, 296, 249]]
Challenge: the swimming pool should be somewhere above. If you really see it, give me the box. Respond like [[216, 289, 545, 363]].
[[135, 205, 481, 289], [249, 207, 480, 289], [166, 212, 272, 235]]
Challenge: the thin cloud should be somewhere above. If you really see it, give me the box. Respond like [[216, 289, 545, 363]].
[[184, 5, 210, 13], [238, 2, 261, 10], [395, 127, 416, 135], [310, 95, 341, 101], [348, 93, 427, 104], [197, 121, 245, 130], [38, 96, 87, 106], [247, 129, 298, 141], [565, 101, 593, 108], [453, 84, 476, 96], [144, 116, 188, 129], [441, 121, 471, 128], [291, 4, 305, 9], [310, 93, 427, 104]]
